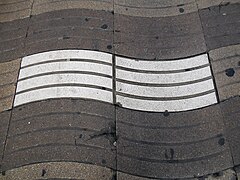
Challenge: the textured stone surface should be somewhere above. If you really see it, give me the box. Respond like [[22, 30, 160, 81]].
[[2, 99, 116, 171], [209, 44, 240, 101], [199, 3, 240, 51], [116, 100, 234, 179], [0, 0, 33, 22], [115, 0, 198, 17], [32, 0, 113, 15], [0, 19, 28, 62], [0, 162, 114, 180], [0, 59, 21, 112], [114, 12, 206, 60], [25, 9, 114, 56], [196, 0, 240, 9], [0, 111, 11, 170]]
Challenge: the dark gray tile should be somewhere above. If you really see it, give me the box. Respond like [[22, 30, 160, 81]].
[[199, 3, 240, 50], [25, 9, 114, 56], [2, 99, 116, 171], [116, 102, 233, 179], [114, 12, 206, 60]]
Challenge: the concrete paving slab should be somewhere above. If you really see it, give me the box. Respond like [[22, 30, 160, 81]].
[[115, 0, 197, 17], [196, 0, 240, 9], [114, 12, 206, 59], [0, 111, 11, 170], [209, 44, 240, 101], [221, 97, 240, 166], [199, 3, 240, 51], [32, 0, 113, 15], [0, 162, 114, 180], [116, 54, 217, 112], [0, 19, 28, 63], [14, 50, 113, 106], [2, 98, 116, 171], [0, 0, 33, 22], [0, 59, 21, 112], [25, 9, 113, 56], [116, 98, 235, 179]]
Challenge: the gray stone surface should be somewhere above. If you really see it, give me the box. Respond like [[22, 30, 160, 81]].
[[116, 100, 234, 179], [2, 99, 116, 171], [199, 3, 240, 51], [0, 111, 11, 171], [209, 44, 240, 101], [0, 59, 21, 112], [0, 19, 28, 62], [114, 12, 206, 60], [25, 9, 114, 56], [0, 162, 114, 180]]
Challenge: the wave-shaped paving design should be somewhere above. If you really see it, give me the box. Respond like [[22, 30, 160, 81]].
[[0, 0, 240, 179]]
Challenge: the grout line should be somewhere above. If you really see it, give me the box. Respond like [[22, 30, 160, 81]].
[[1, 59, 22, 172]]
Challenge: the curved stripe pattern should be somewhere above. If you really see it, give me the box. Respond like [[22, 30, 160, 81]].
[[115, 0, 198, 17], [14, 50, 113, 107], [116, 54, 217, 112]]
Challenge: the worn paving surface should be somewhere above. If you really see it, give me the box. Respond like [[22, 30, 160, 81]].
[[0, 0, 240, 179]]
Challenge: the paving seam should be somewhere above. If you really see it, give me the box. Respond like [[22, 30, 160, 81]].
[[0, 59, 22, 173]]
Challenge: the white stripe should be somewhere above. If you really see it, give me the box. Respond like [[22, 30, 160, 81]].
[[117, 66, 212, 84], [116, 93, 217, 112], [21, 50, 112, 67], [19, 61, 112, 79], [17, 74, 112, 92], [14, 87, 112, 106], [117, 54, 208, 71], [116, 79, 214, 97]]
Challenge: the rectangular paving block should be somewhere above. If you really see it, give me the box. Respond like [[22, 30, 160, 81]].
[[0, 111, 11, 171], [199, 3, 240, 50], [0, 0, 33, 22], [114, 12, 206, 59], [25, 9, 113, 55], [3, 99, 116, 171], [32, 0, 113, 15], [0, 59, 21, 112], [14, 50, 113, 106], [115, 0, 198, 17], [116, 54, 217, 112], [209, 44, 240, 101], [0, 19, 29, 62], [116, 101, 233, 179]]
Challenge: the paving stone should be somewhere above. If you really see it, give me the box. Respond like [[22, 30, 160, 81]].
[[0, 0, 33, 22], [116, 54, 217, 112], [221, 97, 240, 166], [14, 50, 113, 107], [0, 162, 114, 180], [0, 19, 28, 62], [196, 0, 240, 9], [199, 3, 240, 51], [2, 99, 116, 171], [114, 12, 206, 60], [32, 0, 113, 15], [25, 9, 113, 56], [0, 111, 11, 171], [0, 59, 21, 112], [116, 98, 235, 179], [209, 44, 240, 101], [115, 0, 198, 17]]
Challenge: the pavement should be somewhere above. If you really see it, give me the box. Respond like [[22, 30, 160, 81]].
[[0, 0, 239, 179]]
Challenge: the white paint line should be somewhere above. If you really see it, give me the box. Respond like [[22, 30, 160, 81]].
[[117, 66, 212, 84], [14, 87, 112, 107], [17, 74, 112, 92], [116, 54, 208, 71], [21, 50, 112, 67], [116, 92, 217, 112], [19, 61, 112, 79], [116, 79, 214, 97]]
